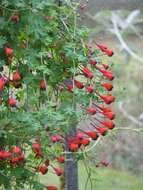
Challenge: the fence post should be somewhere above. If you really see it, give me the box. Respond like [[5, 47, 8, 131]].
[[64, 126, 78, 190]]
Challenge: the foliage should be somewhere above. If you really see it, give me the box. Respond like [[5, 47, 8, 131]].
[[0, 0, 115, 189]]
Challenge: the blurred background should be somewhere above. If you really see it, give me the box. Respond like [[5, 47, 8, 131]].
[[78, 0, 143, 190]]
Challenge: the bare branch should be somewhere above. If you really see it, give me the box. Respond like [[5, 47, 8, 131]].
[[118, 101, 143, 127], [111, 12, 143, 64]]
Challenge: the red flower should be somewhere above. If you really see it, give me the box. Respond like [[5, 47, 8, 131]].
[[0, 78, 5, 91], [69, 143, 79, 152], [76, 132, 84, 139], [66, 84, 73, 91], [4, 47, 13, 57], [32, 143, 41, 151], [96, 127, 108, 136], [12, 146, 22, 154], [103, 111, 115, 120], [99, 106, 111, 113], [86, 107, 96, 114], [56, 156, 65, 163], [38, 165, 48, 175], [85, 86, 94, 93], [103, 71, 114, 81], [82, 67, 94, 79], [10, 15, 20, 23], [96, 43, 114, 56], [105, 49, 114, 57], [12, 70, 21, 81], [96, 43, 108, 52], [86, 131, 98, 140], [51, 135, 62, 143], [0, 150, 12, 160], [101, 83, 113, 91], [40, 79, 46, 90], [46, 186, 57, 190], [89, 58, 97, 65], [96, 67, 114, 81], [8, 98, 17, 107], [74, 80, 84, 89], [80, 138, 90, 146], [54, 167, 64, 176], [101, 121, 115, 129], [99, 94, 115, 104]]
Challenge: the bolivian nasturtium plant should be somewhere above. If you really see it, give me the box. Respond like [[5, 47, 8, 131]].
[[0, 0, 115, 189]]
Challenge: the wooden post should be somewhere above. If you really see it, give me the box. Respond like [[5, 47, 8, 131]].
[[64, 126, 78, 190], [57, 0, 78, 189]]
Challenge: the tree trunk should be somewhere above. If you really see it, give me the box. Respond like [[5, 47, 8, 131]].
[[64, 127, 78, 190]]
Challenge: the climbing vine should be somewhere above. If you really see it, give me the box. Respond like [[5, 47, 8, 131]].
[[0, 1, 115, 189]]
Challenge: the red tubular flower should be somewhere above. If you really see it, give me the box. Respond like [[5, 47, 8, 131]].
[[32, 143, 41, 152], [74, 80, 84, 89], [76, 132, 84, 139], [0, 78, 5, 91], [4, 47, 13, 57], [12, 70, 21, 81], [96, 43, 108, 52], [81, 67, 94, 79], [69, 143, 79, 152], [96, 127, 108, 136], [99, 94, 115, 104], [51, 135, 62, 143], [89, 58, 97, 65], [38, 165, 48, 175], [54, 167, 64, 176], [103, 111, 116, 120], [56, 156, 65, 163], [101, 121, 115, 129], [103, 71, 114, 81], [95, 66, 114, 81], [86, 131, 98, 140], [101, 83, 113, 91], [46, 186, 57, 190], [85, 86, 94, 93], [8, 98, 17, 107], [40, 79, 46, 90], [96, 43, 114, 57], [0, 150, 12, 160], [12, 146, 22, 154], [66, 84, 73, 91], [104, 49, 114, 57], [80, 138, 90, 146], [86, 107, 96, 114]]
